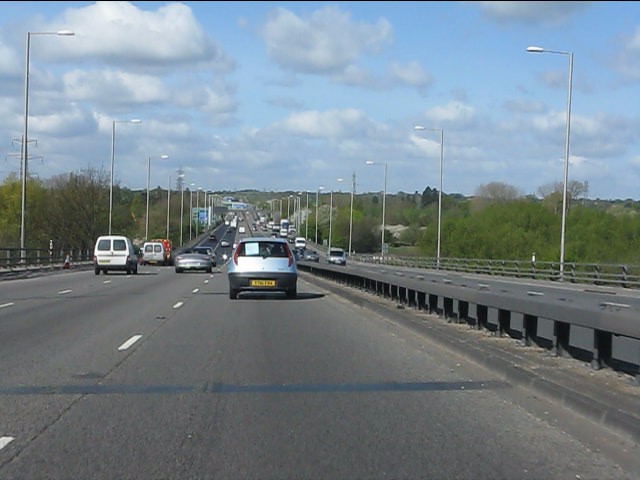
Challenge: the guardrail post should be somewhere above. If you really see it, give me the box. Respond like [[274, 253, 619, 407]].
[[621, 265, 628, 288], [565, 263, 575, 283], [592, 264, 600, 285]]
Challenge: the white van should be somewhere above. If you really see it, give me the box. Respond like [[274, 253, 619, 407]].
[[93, 235, 138, 275], [142, 241, 167, 265], [294, 237, 306, 250]]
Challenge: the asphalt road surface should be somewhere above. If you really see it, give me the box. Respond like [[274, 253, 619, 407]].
[[0, 265, 638, 479]]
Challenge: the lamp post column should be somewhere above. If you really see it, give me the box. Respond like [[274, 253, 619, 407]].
[[437, 130, 443, 268], [349, 171, 355, 255], [328, 189, 333, 251], [20, 30, 74, 261], [19, 32, 31, 261], [315, 189, 319, 243], [526, 46, 573, 279], [145, 157, 150, 240], [180, 184, 185, 246], [166, 176, 171, 240], [382, 163, 387, 261]]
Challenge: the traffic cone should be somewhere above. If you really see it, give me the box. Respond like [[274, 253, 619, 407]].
[[63, 254, 70, 269]]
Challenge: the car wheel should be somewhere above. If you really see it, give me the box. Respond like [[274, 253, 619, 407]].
[[133, 264, 138, 274], [229, 288, 238, 300], [175, 268, 182, 273], [206, 267, 212, 273], [95, 267, 100, 275], [126, 267, 131, 275], [103, 269, 108, 275]]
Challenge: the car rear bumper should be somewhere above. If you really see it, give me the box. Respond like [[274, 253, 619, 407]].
[[228, 272, 297, 291], [175, 261, 211, 270]]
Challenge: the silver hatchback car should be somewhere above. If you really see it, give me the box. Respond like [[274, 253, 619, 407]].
[[227, 237, 298, 299]]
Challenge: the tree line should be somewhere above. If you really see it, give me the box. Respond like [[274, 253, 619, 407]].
[[2, 170, 639, 265]]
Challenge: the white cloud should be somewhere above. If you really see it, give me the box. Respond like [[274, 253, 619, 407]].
[[276, 108, 370, 138], [422, 101, 476, 125], [473, 1, 593, 25], [0, 40, 20, 77], [389, 61, 432, 89], [63, 69, 167, 106], [261, 6, 392, 75], [42, 1, 234, 72]]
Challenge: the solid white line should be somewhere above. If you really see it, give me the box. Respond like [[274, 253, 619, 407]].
[[0, 302, 15, 309], [0, 437, 15, 450], [173, 301, 184, 309], [527, 291, 544, 296], [192, 288, 199, 293], [103, 280, 111, 284], [118, 335, 142, 351], [58, 289, 72, 295]]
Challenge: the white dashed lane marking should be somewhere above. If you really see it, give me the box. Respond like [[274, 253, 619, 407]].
[[0, 437, 14, 450], [118, 335, 143, 351]]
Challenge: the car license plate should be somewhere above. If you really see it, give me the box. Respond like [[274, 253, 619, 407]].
[[250, 279, 275, 287], [99, 259, 110, 264]]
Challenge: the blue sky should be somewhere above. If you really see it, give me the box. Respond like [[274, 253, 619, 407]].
[[0, 1, 639, 200]]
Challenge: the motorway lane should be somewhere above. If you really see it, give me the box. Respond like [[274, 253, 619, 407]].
[[0, 271, 635, 478], [0, 264, 223, 458]]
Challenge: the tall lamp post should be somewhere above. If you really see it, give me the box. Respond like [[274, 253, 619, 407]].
[[166, 175, 171, 240], [349, 171, 355, 256], [196, 187, 202, 236], [527, 45, 573, 280], [189, 183, 195, 240], [315, 186, 324, 244], [365, 161, 387, 260], [328, 178, 343, 251], [146, 154, 169, 240], [179, 174, 185, 246], [20, 29, 75, 261], [414, 125, 443, 268], [109, 118, 141, 234], [305, 192, 309, 241]]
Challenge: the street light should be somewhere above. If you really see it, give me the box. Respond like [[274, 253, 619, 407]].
[[315, 186, 324, 244], [109, 118, 141, 234], [349, 171, 355, 256], [189, 183, 195, 240], [179, 174, 185, 246], [166, 175, 171, 240], [305, 192, 309, 241], [146, 154, 169, 240], [527, 45, 573, 279], [196, 187, 203, 236], [414, 125, 444, 268], [328, 178, 343, 251], [365, 161, 387, 260], [20, 29, 74, 261]]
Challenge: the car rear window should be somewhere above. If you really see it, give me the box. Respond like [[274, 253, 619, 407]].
[[97, 239, 111, 251], [239, 241, 288, 258], [329, 249, 344, 256], [113, 239, 127, 251]]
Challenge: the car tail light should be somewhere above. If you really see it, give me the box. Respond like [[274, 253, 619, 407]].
[[284, 243, 294, 267], [232, 245, 240, 265]]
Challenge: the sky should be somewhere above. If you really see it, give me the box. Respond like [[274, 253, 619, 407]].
[[0, 1, 639, 200]]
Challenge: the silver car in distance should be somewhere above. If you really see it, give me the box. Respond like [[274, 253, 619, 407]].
[[174, 248, 214, 274]]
